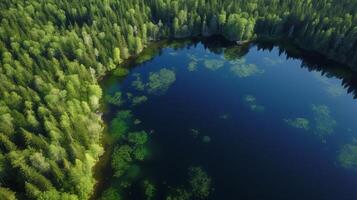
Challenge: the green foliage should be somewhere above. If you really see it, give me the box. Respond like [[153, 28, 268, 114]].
[[0, 187, 17, 200]]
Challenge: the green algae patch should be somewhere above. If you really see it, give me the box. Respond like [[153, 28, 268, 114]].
[[243, 95, 265, 112], [312, 104, 336, 140], [284, 118, 310, 130], [338, 140, 357, 170], [204, 59, 224, 71]]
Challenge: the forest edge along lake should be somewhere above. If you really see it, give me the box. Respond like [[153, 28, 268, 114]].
[[92, 37, 357, 200]]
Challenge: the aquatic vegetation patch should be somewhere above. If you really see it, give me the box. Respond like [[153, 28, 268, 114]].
[[230, 63, 264, 78], [204, 59, 225, 71], [113, 67, 130, 77], [131, 95, 148, 106], [111, 145, 133, 178], [165, 166, 212, 200], [132, 74, 146, 91], [202, 136, 211, 143], [131, 69, 176, 95], [147, 68, 176, 94], [109, 110, 133, 139], [243, 95, 265, 112], [189, 167, 212, 199], [312, 104, 337, 140], [188, 61, 198, 72], [143, 180, 156, 200], [100, 187, 123, 200], [190, 128, 200, 138], [106, 92, 125, 106], [338, 140, 357, 170], [284, 118, 310, 130], [166, 188, 191, 200]]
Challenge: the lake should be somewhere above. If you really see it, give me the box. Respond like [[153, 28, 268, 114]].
[[99, 38, 357, 200]]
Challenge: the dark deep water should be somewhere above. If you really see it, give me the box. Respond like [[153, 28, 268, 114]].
[[100, 38, 357, 200]]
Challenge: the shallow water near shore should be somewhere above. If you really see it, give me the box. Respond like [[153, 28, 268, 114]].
[[99, 38, 357, 200]]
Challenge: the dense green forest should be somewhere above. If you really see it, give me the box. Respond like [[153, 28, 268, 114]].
[[1, 0, 357, 199]]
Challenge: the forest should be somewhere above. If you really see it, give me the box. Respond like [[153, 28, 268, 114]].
[[1, 0, 357, 199]]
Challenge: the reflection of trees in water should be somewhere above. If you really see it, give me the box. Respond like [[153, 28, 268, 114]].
[[255, 40, 357, 99]]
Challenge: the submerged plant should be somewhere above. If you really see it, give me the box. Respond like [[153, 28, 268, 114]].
[[147, 68, 176, 94], [230, 63, 264, 78], [284, 118, 310, 130], [202, 136, 211, 143], [338, 140, 357, 170], [187, 61, 198, 72], [113, 67, 130, 77], [111, 145, 133, 178], [204, 59, 224, 71], [312, 104, 337, 140], [132, 74, 146, 91], [109, 110, 133, 139], [132, 95, 148, 106], [127, 131, 149, 145], [189, 167, 212, 199], [166, 188, 192, 200], [100, 187, 123, 200], [143, 180, 156, 200], [190, 129, 200, 138], [106, 92, 125, 106], [243, 95, 265, 112]]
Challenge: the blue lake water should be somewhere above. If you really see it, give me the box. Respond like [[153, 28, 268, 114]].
[[100, 39, 357, 200]]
